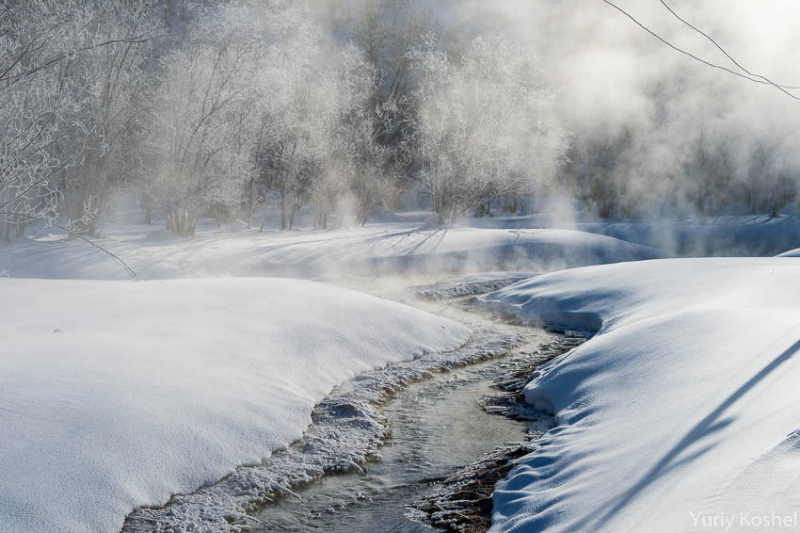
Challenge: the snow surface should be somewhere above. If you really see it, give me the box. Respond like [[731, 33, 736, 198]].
[[777, 247, 800, 257], [125, 326, 520, 533], [576, 216, 800, 257], [9, 200, 795, 533], [0, 278, 470, 533], [0, 218, 666, 281], [481, 258, 800, 532], [412, 271, 536, 300], [471, 210, 800, 257]]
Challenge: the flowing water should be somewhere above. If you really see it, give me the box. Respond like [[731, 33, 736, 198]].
[[251, 340, 549, 533]]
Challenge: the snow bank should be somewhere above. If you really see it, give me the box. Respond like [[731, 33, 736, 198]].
[[413, 272, 536, 300], [777, 247, 800, 257], [470, 210, 800, 257], [481, 258, 800, 532], [0, 223, 666, 280], [577, 216, 800, 257], [0, 278, 470, 533]]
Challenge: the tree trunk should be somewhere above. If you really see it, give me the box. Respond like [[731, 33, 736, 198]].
[[280, 187, 287, 230], [246, 178, 256, 227], [143, 193, 154, 225]]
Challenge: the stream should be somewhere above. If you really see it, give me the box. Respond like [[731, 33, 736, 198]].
[[121, 274, 570, 533], [250, 332, 553, 533]]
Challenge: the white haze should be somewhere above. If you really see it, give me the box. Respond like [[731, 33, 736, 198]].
[[465, 0, 800, 199], [4, 0, 800, 252]]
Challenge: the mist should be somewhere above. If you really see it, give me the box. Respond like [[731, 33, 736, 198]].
[[6, 5, 800, 533], [470, 0, 800, 219], [3, 0, 800, 255]]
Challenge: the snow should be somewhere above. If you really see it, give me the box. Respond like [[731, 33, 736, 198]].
[[125, 326, 519, 533], [412, 272, 536, 300], [777, 247, 800, 257], [481, 258, 800, 532], [0, 278, 470, 533], [0, 214, 666, 281], [471, 211, 800, 257], [576, 216, 800, 257], [9, 201, 796, 533], [0, 202, 673, 533]]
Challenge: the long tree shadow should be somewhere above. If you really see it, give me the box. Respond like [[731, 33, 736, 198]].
[[593, 334, 800, 530], [366, 227, 449, 255]]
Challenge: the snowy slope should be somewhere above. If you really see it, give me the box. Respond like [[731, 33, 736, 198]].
[[0, 222, 666, 280], [777, 247, 800, 257], [577, 216, 800, 257], [0, 278, 470, 533], [463, 211, 800, 257], [481, 258, 800, 532]]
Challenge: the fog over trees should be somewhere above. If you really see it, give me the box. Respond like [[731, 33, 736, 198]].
[[2, 0, 800, 240]]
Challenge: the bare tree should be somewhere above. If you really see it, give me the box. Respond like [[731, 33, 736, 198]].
[[60, 1, 161, 236], [411, 36, 566, 224], [0, 0, 162, 240], [145, 2, 271, 236]]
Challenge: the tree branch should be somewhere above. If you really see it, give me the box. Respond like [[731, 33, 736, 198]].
[[600, 0, 800, 101]]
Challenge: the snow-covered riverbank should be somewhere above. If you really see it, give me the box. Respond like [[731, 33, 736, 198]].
[[5, 210, 800, 533], [126, 326, 524, 533], [0, 278, 469, 533], [0, 221, 666, 280], [481, 258, 800, 532]]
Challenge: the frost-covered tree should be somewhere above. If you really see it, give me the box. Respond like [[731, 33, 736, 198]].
[[0, 0, 162, 239], [251, 15, 399, 230], [146, 44, 249, 236], [253, 5, 325, 231], [412, 36, 567, 224], [60, 1, 161, 236], [0, 1, 81, 240], [145, 2, 269, 236], [312, 45, 399, 228]]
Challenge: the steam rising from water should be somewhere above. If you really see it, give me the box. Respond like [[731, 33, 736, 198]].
[[316, 0, 800, 229]]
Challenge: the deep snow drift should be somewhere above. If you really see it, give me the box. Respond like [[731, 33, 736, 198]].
[[0, 278, 469, 533], [481, 258, 800, 532]]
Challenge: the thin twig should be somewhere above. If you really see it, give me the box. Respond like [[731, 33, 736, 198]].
[[237, 513, 266, 525], [0, 211, 140, 281], [272, 482, 302, 501], [659, 0, 800, 91]]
